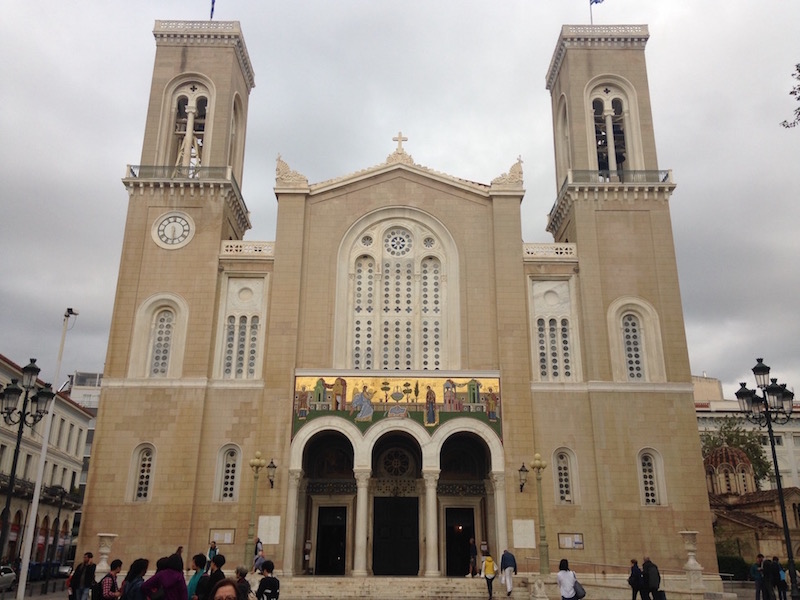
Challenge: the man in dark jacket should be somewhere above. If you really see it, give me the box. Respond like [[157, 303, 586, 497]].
[[642, 556, 661, 600], [500, 549, 518, 597], [71, 553, 97, 600]]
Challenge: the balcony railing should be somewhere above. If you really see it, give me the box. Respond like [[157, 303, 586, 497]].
[[125, 165, 242, 198], [567, 169, 672, 185]]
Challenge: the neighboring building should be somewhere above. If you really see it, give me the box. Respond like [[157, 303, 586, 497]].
[[81, 20, 717, 589], [694, 374, 800, 490], [0, 355, 91, 564], [65, 372, 102, 562]]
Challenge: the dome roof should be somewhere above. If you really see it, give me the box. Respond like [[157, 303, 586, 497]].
[[704, 444, 752, 470]]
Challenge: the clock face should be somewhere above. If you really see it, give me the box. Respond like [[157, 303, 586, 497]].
[[153, 212, 194, 249]]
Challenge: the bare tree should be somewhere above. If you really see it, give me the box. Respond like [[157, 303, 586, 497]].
[[780, 63, 800, 128]]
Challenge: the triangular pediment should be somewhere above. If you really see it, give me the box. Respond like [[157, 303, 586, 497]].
[[274, 147, 524, 197]]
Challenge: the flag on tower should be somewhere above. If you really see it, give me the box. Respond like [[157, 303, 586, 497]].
[[210, 0, 215, 19], [590, 0, 604, 4]]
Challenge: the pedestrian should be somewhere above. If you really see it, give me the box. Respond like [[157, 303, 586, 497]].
[[481, 551, 497, 600], [234, 567, 251, 600], [253, 550, 265, 574], [71, 552, 97, 600], [641, 556, 661, 600], [774, 557, 788, 600], [143, 554, 188, 600], [120, 559, 149, 600], [209, 578, 245, 600], [98, 559, 123, 600], [254, 560, 280, 600], [761, 558, 777, 600], [556, 559, 579, 600], [206, 554, 227, 597], [499, 549, 517, 597], [629, 559, 644, 600], [467, 538, 478, 577], [751, 554, 765, 600], [206, 542, 218, 574], [187, 555, 207, 600]]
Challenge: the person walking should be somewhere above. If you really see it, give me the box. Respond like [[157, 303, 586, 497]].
[[206, 542, 218, 574], [187, 555, 207, 600], [481, 551, 497, 600], [254, 560, 280, 600], [120, 559, 148, 600], [752, 554, 766, 600], [773, 557, 788, 600], [98, 560, 123, 600], [629, 559, 644, 600], [642, 556, 661, 600], [556, 559, 578, 600], [467, 538, 478, 577], [761, 558, 777, 600], [499, 549, 517, 597], [71, 552, 97, 600], [143, 554, 188, 600]]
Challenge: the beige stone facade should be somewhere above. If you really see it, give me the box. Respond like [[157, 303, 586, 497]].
[[81, 20, 717, 588]]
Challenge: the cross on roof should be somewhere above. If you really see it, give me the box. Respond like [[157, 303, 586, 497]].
[[392, 131, 408, 152]]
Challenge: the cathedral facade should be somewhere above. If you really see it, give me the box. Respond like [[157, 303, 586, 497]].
[[81, 20, 717, 581]]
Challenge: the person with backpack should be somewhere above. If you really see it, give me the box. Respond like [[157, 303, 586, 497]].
[[120, 559, 148, 600], [95, 559, 123, 600], [480, 551, 496, 600], [254, 560, 279, 600]]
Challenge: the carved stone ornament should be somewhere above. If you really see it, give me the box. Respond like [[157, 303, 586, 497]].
[[385, 147, 416, 166], [491, 156, 524, 186], [275, 154, 308, 186]]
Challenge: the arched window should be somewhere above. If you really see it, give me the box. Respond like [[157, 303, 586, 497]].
[[340, 216, 458, 371], [607, 297, 666, 383], [530, 280, 580, 382], [553, 448, 579, 505], [170, 83, 210, 172], [129, 293, 189, 379], [149, 309, 174, 377], [131, 444, 155, 502], [216, 445, 241, 501], [584, 77, 645, 173], [638, 449, 665, 506], [621, 312, 644, 381], [216, 277, 266, 380]]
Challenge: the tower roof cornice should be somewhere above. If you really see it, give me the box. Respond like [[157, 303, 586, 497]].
[[546, 24, 649, 91], [154, 20, 255, 90]]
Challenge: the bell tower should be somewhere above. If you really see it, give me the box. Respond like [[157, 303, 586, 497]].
[[106, 20, 255, 380], [545, 24, 689, 383]]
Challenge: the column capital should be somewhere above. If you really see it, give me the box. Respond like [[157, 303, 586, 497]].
[[288, 468, 303, 486], [422, 471, 440, 487], [354, 469, 372, 486], [490, 471, 506, 488]]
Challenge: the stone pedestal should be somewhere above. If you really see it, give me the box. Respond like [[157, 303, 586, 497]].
[[96, 533, 118, 576], [679, 530, 704, 590]]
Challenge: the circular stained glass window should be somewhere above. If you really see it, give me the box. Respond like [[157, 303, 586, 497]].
[[384, 229, 412, 256]]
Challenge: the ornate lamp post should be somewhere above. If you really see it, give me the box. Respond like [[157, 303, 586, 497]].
[[244, 452, 267, 564], [736, 358, 799, 600], [0, 359, 54, 561], [532, 453, 549, 575]]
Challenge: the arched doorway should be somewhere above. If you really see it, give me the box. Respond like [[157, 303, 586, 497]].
[[370, 432, 422, 576], [302, 431, 355, 576], [438, 432, 490, 576]]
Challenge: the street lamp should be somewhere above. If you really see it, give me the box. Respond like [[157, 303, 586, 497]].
[[0, 359, 54, 561], [736, 358, 798, 600], [42, 486, 68, 594], [531, 453, 549, 575], [244, 452, 267, 564]]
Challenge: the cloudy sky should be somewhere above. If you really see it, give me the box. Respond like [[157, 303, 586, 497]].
[[1, 1, 798, 400]]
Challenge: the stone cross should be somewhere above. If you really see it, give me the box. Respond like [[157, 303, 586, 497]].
[[393, 131, 408, 152]]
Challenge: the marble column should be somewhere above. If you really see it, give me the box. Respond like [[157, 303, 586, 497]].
[[352, 469, 371, 576], [491, 472, 508, 555], [423, 471, 440, 576], [281, 469, 302, 576]]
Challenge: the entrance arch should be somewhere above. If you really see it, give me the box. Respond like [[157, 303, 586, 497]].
[[284, 414, 506, 577]]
